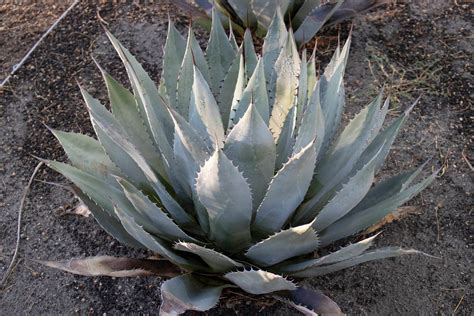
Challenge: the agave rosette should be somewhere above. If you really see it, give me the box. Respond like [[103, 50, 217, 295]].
[[41, 9, 436, 315]]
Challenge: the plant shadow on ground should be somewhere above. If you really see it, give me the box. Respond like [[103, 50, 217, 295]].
[[0, 1, 472, 315]]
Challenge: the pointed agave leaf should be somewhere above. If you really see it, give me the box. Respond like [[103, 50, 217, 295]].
[[319, 170, 438, 247], [50, 130, 121, 184], [228, 19, 239, 51], [353, 99, 410, 181], [39, 256, 180, 277], [100, 70, 169, 182], [356, 99, 418, 173], [227, 50, 246, 131], [374, 97, 391, 136], [189, 28, 211, 83], [294, 0, 343, 45], [306, 47, 317, 100], [174, 242, 243, 272], [319, 36, 351, 151], [104, 34, 176, 190], [229, 58, 269, 128], [81, 87, 150, 189], [217, 49, 243, 129], [149, 175, 196, 229], [298, 92, 385, 224], [196, 149, 253, 250], [45, 160, 125, 217], [192, 195, 211, 236], [276, 288, 343, 316], [225, 269, 297, 294], [269, 31, 300, 140], [286, 28, 302, 69], [116, 177, 198, 243], [206, 8, 236, 94], [243, 29, 258, 78], [189, 66, 225, 147], [296, 49, 308, 127], [175, 28, 195, 118], [82, 88, 193, 227], [262, 7, 287, 81], [161, 20, 187, 109], [114, 205, 201, 270], [253, 141, 317, 236], [275, 105, 297, 169], [311, 149, 381, 232], [293, 81, 324, 155], [160, 274, 228, 315], [172, 116, 209, 199], [277, 234, 379, 273], [175, 27, 211, 118], [105, 30, 175, 149], [299, 101, 413, 222], [291, 247, 424, 277], [170, 108, 211, 228], [224, 104, 276, 210], [353, 162, 428, 214], [246, 222, 319, 267], [71, 185, 142, 248]]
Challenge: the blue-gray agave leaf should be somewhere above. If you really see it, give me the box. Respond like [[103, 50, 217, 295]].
[[225, 269, 297, 294], [196, 149, 253, 250], [291, 247, 425, 278], [246, 222, 319, 267], [224, 103, 276, 211], [160, 274, 228, 315], [174, 242, 243, 272], [253, 141, 317, 236]]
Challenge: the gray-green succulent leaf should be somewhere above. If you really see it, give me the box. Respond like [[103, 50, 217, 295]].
[[225, 269, 297, 294], [160, 274, 230, 315]]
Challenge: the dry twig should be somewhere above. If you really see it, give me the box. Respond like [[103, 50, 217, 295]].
[[461, 149, 473, 172], [0, 162, 44, 289], [453, 293, 465, 314]]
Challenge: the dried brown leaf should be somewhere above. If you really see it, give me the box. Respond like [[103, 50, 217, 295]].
[[38, 255, 181, 278], [68, 202, 91, 217], [364, 206, 421, 234]]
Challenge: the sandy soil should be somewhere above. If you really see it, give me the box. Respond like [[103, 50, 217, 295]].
[[0, 1, 472, 315]]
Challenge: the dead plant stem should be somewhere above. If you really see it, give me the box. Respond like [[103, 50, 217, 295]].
[[0, 162, 44, 289]]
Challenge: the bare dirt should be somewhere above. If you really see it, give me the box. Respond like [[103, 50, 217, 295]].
[[0, 1, 472, 315]]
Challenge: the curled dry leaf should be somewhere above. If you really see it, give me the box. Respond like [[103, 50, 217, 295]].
[[68, 202, 91, 217], [37, 255, 181, 278], [364, 206, 421, 234]]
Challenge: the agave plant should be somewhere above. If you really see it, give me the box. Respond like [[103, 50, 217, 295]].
[[175, 0, 387, 44], [40, 9, 436, 315]]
